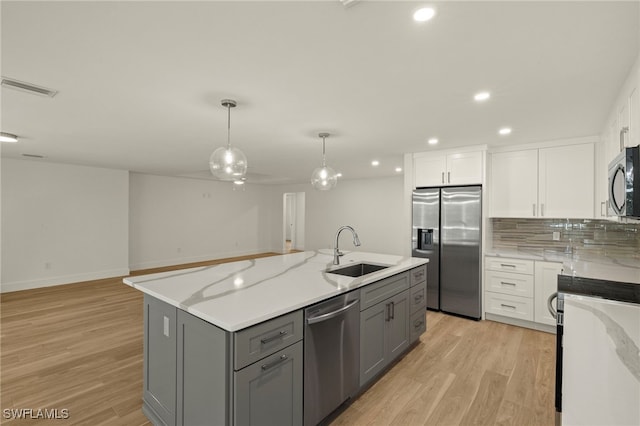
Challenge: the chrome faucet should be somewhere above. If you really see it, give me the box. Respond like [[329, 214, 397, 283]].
[[334, 226, 361, 265]]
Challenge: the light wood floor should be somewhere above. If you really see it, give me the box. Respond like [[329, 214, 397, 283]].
[[1, 257, 555, 425], [332, 312, 555, 426]]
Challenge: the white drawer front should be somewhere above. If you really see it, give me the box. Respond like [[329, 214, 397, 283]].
[[485, 271, 534, 298], [485, 257, 534, 275], [485, 292, 533, 321]]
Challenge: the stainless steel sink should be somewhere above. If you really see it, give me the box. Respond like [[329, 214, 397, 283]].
[[326, 262, 389, 277]]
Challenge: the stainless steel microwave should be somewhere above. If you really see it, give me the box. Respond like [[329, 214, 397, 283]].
[[608, 145, 639, 217]]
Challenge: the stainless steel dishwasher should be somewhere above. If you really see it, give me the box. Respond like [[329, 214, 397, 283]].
[[304, 290, 360, 426]]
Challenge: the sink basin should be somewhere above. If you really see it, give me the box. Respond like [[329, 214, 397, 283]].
[[326, 262, 389, 277]]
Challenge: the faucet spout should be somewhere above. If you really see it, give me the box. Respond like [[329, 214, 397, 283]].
[[334, 226, 361, 265]]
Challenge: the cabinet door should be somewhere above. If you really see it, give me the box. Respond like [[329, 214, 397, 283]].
[[628, 87, 638, 148], [538, 143, 594, 218], [387, 290, 410, 359], [414, 154, 446, 187], [534, 261, 563, 327], [359, 302, 388, 386], [594, 138, 609, 219], [489, 149, 538, 217], [144, 295, 177, 426], [234, 341, 303, 426], [446, 151, 483, 185], [177, 310, 229, 426], [619, 94, 631, 150]]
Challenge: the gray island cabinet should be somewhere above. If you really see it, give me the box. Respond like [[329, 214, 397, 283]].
[[144, 295, 303, 426], [129, 251, 428, 426]]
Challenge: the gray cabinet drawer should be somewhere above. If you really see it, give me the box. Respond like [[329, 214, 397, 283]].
[[234, 310, 303, 370], [360, 272, 410, 311], [410, 265, 427, 286], [410, 310, 426, 342], [410, 282, 427, 314]]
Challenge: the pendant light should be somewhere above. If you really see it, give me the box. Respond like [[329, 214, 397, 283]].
[[209, 99, 248, 181], [311, 132, 338, 191]]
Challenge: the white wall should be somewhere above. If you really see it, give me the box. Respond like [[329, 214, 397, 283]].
[[1, 159, 129, 292], [274, 176, 406, 256], [129, 173, 279, 270]]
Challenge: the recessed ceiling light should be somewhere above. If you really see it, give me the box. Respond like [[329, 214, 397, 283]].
[[336, 173, 343, 178], [395, 167, 403, 173], [413, 7, 436, 22], [371, 160, 380, 167], [474, 91, 491, 102], [498, 127, 512, 135], [0, 132, 18, 143], [428, 138, 439, 145]]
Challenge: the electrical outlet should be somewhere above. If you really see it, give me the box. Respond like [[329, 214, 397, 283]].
[[552, 231, 560, 241], [176, 247, 182, 253]]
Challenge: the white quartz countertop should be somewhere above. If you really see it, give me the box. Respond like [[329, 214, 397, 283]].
[[485, 249, 640, 285], [124, 250, 428, 332]]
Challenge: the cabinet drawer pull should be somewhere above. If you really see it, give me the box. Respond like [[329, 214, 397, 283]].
[[385, 303, 391, 322], [390, 301, 395, 320], [601, 201, 606, 217], [261, 354, 288, 371], [414, 319, 423, 328], [500, 281, 516, 286], [541, 203, 545, 217], [500, 303, 517, 309], [441, 172, 445, 184], [533, 203, 536, 217], [414, 294, 424, 302], [447, 171, 451, 183], [500, 263, 517, 268], [260, 330, 287, 344]]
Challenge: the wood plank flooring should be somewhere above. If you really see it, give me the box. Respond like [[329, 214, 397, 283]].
[[332, 312, 555, 426], [1, 257, 555, 425]]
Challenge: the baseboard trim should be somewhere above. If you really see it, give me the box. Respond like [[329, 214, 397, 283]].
[[485, 313, 557, 334], [1, 268, 131, 293], [129, 248, 274, 271]]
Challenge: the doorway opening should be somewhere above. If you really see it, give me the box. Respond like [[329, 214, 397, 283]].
[[283, 192, 305, 253]]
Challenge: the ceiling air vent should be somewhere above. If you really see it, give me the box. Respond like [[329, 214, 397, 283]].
[[1, 77, 58, 97]]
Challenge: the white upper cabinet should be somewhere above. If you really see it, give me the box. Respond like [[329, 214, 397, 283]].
[[414, 150, 483, 187], [489, 149, 538, 217], [538, 144, 594, 218], [596, 55, 640, 219], [490, 143, 594, 218]]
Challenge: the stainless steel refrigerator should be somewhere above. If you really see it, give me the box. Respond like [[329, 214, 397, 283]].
[[412, 186, 482, 319]]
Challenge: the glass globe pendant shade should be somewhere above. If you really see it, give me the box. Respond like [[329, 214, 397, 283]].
[[311, 165, 338, 190], [209, 146, 248, 181]]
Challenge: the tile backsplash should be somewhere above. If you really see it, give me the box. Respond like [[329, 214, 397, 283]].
[[491, 218, 640, 268]]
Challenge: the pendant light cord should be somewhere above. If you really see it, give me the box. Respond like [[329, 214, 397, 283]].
[[322, 136, 327, 167], [226, 104, 231, 149]]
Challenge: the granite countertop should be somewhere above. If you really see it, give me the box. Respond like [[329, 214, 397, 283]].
[[485, 249, 640, 285], [123, 250, 428, 332]]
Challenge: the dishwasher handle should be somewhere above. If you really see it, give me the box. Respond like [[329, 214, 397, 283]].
[[306, 299, 359, 325]]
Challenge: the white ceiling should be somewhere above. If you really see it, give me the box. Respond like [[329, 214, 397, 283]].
[[2, 1, 639, 184]]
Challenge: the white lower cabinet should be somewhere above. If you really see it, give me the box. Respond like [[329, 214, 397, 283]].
[[485, 292, 534, 321], [484, 256, 562, 331], [534, 261, 564, 326]]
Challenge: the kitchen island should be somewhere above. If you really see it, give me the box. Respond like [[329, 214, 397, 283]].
[[124, 250, 428, 426]]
